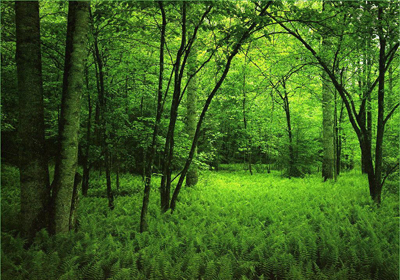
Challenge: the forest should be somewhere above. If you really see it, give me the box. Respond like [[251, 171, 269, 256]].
[[1, 0, 399, 279]]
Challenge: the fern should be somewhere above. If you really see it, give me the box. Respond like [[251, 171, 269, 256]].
[[1, 169, 398, 280]]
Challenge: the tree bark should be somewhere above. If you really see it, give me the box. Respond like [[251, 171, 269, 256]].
[[242, 46, 253, 175], [373, 5, 386, 204], [15, 0, 50, 242], [335, 98, 344, 175], [267, 6, 398, 204], [140, 1, 166, 232], [322, 71, 335, 181], [92, 8, 114, 210], [160, 2, 187, 212], [82, 66, 92, 196], [282, 82, 295, 178], [169, 2, 273, 212], [52, 1, 90, 234], [186, 47, 199, 186], [69, 172, 82, 231]]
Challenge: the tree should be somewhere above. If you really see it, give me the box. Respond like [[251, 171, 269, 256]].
[[140, 1, 166, 233], [321, 70, 335, 181], [15, 0, 50, 242], [186, 46, 199, 186], [159, 1, 213, 212], [91, 6, 115, 210], [169, 1, 274, 212], [241, 44, 253, 175], [320, 1, 336, 182], [267, 1, 399, 203], [51, 1, 90, 234]]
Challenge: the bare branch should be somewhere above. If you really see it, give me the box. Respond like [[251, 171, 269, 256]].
[[381, 162, 399, 188], [384, 103, 399, 125]]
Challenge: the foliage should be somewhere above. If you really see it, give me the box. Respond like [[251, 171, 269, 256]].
[[1, 0, 399, 278], [2, 165, 398, 279]]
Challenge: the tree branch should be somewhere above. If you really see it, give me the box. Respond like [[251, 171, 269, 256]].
[[381, 162, 399, 188], [383, 103, 399, 125]]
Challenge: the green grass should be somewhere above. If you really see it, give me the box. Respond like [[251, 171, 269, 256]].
[[1, 165, 399, 280]]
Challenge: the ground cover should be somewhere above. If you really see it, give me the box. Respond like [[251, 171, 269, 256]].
[[1, 165, 399, 279]]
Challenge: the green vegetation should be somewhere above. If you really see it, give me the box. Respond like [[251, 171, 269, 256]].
[[1, 1, 399, 279], [2, 165, 398, 279]]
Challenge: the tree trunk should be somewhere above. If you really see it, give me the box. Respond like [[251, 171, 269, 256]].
[[321, 66, 335, 180], [15, 0, 50, 242], [242, 46, 253, 176], [160, 2, 187, 212], [116, 161, 120, 190], [372, 6, 386, 204], [105, 149, 114, 209], [335, 99, 344, 175], [169, 1, 273, 212], [387, 65, 393, 111], [69, 172, 82, 231], [52, 1, 90, 234], [82, 66, 92, 196], [283, 87, 294, 178], [268, 3, 398, 204], [186, 47, 199, 186], [320, 0, 335, 181], [92, 9, 114, 210], [140, 1, 166, 232]]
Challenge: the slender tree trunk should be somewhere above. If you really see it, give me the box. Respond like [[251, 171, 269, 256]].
[[92, 11, 114, 210], [140, 1, 166, 232], [69, 172, 82, 231], [116, 160, 120, 190], [15, 0, 50, 242], [242, 48, 253, 175], [373, 6, 386, 204], [105, 149, 114, 209], [267, 4, 398, 204], [282, 83, 294, 178], [361, 37, 373, 174], [321, 68, 335, 180], [186, 48, 199, 186], [52, 1, 90, 234], [333, 89, 338, 178], [169, 1, 272, 212], [160, 2, 187, 212], [336, 99, 344, 175], [82, 66, 92, 196], [387, 65, 393, 111]]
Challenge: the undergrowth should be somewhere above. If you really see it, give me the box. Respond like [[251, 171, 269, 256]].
[[1, 164, 399, 279]]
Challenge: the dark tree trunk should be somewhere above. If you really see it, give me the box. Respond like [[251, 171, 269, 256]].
[[140, 1, 166, 232], [242, 47, 253, 175], [186, 47, 199, 186], [160, 2, 187, 212], [69, 172, 82, 231], [372, 6, 386, 204], [82, 66, 92, 197], [116, 161, 120, 190], [15, 0, 50, 242], [92, 9, 114, 210], [51, 1, 90, 234], [322, 72, 335, 180], [105, 150, 114, 209], [321, 28, 335, 181], [387, 65, 393, 111], [335, 99, 344, 175], [282, 82, 294, 178], [169, 2, 272, 212], [268, 7, 398, 204]]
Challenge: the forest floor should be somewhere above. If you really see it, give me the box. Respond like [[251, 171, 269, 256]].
[[1, 164, 399, 280]]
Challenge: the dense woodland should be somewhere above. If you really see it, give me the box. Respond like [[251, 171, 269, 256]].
[[1, 0, 399, 279]]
